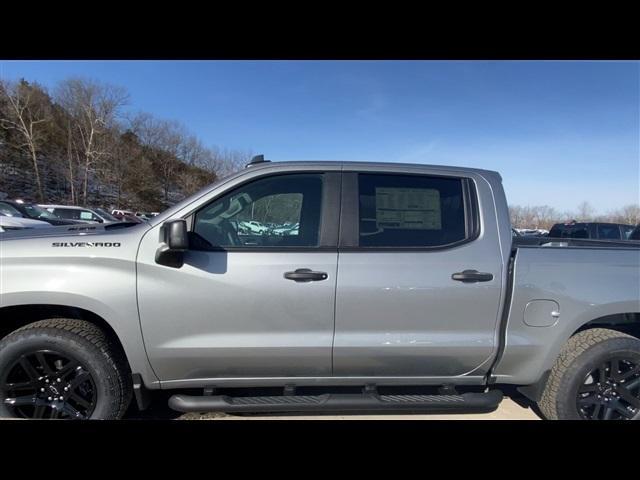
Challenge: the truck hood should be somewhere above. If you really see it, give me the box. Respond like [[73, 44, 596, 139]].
[[0, 221, 149, 241]]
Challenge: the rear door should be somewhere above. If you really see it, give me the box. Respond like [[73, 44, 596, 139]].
[[333, 169, 505, 379]]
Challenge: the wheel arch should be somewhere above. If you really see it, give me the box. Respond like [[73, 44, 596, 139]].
[[573, 312, 640, 340], [0, 304, 130, 368]]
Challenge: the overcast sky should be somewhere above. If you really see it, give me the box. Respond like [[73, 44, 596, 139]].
[[1, 60, 638, 213]]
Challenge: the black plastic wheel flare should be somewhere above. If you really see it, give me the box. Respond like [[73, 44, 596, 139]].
[[2, 350, 97, 419], [577, 357, 640, 420]]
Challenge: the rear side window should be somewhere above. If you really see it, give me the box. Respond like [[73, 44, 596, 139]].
[[52, 208, 77, 219], [550, 224, 589, 239], [53, 208, 98, 221], [357, 174, 469, 247], [597, 224, 621, 240]]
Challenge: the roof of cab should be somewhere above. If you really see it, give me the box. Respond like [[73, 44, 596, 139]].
[[245, 160, 502, 181]]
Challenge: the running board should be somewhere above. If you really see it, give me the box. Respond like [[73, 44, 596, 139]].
[[168, 390, 503, 413]]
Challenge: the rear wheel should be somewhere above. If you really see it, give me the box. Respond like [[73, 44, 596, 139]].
[[0, 318, 132, 420], [538, 328, 640, 420]]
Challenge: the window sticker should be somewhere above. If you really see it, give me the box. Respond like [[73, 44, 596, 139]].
[[375, 187, 441, 230]]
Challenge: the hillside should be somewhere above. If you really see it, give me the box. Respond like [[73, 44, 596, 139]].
[[0, 78, 248, 211]]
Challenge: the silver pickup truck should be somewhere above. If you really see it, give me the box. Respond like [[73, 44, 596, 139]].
[[1, 158, 639, 420]]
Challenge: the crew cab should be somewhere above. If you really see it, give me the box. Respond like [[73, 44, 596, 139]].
[[1, 159, 638, 420]]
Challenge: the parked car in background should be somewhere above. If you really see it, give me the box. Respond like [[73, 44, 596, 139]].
[[0, 212, 51, 231], [91, 208, 120, 223], [135, 212, 154, 222], [0, 200, 85, 226], [111, 210, 145, 223], [630, 225, 640, 241], [239, 220, 270, 235], [272, 222, 299, 236], [39, 205, 117, 224], [549, 222, 636, 241], [513, 228, 549, 237], [112, 209, 135, 217]]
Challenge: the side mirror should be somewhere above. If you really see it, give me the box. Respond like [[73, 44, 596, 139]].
[[165, 219, 188, 250], [155, 219, 188, 268]]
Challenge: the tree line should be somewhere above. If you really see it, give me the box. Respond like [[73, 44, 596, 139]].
[[0, 77, 251, 211], [509, 201, 640, 230], [1, 77, 637, 225]]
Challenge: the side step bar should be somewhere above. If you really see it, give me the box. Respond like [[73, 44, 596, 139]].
[[168, 390, 503, 414]]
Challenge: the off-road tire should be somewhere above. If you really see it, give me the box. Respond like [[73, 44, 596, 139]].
[[538, 328, 640, 420], [0, 318, 132, 419]]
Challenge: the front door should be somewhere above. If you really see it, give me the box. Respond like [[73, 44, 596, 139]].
[[137, 172, 340, 382]]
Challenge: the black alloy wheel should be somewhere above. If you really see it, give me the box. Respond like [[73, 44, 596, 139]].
[[2, 349, 97, 419], [577, 357, 640, 420]]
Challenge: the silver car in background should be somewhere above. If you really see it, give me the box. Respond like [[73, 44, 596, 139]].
[[39, 205, 119, 224]]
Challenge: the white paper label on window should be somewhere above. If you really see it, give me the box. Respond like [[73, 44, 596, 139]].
[[375, 187, 441, 230]]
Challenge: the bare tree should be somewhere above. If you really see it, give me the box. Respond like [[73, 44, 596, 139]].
[[0, 79, 50, 201], [607, 204, 640, 225], [575, 201, 595, 222], [203, 146, 252, 177], [55, 78, 128, 205]]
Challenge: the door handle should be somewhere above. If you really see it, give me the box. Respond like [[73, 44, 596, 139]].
[[284, 268, 328, 282], [451, 269, 494, 283]]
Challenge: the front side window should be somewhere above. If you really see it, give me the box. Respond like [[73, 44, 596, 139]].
[[23, 204, 57, 220], [357, 174, 469, 247], [193, 174, 323, 248]]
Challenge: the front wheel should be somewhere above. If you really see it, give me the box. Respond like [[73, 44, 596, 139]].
[[0, 319, 132, 420], [538, 328, 640, 420]]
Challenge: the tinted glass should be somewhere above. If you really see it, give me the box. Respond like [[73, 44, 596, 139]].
[[193, 174, 323, 248], [358, 174, 467, 247], [93, 208, 118, 222], [23, 204, 57, 219], [597, 224, 621, 240], [550, 224, 589, 239], [0, 202, 24, 217], [53, 208, 98, 221], [620, 225, 634, 240]]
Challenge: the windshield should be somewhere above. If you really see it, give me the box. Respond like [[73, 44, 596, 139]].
[[23, 204, 59, 220], [0, 202, 24, 217]]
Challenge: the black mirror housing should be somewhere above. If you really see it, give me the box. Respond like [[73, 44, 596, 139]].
[[165, 220, 188, 251], [156, 219, 188, 268]]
